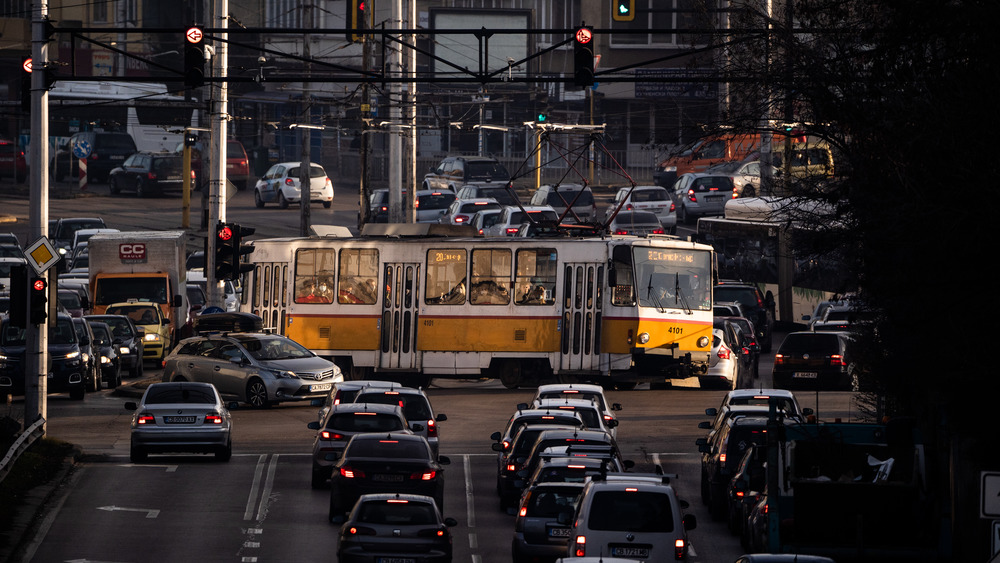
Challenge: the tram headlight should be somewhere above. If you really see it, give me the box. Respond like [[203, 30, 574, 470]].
[[697, 336, 710, 348], [637, 332, 650, 344]]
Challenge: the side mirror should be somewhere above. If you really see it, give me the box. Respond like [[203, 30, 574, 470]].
[[437, 455, 451, 465], [135, 327, 146, 336], [490, 431, 502, 442], [124, 401, 138, 411], [436, 413, 448, 422], [802, 407, 814, 416], [611, 403, 622, 411], [623, 459, 635, 470], [698, 421, 711, 430], [172, 294, 183, 307], [695, 437, 708, 447], [705, 407, 718, 416], [307, 421, 320, 430], [444, 517, 458, 527]]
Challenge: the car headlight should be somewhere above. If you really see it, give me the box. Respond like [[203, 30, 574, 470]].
[[81, 352, 90, 363], [144, 333, 161, 342], [662, 165, 677, 173], [119, 346, 131, 355], [268, 370, 298, 379], [101, 355, 112, 364], [64, 351, 80, 360]]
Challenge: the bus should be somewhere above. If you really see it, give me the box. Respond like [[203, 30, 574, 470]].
[[695, 197, 853, 323], [239, 224, 716, 389], [43, 81, 199, 153]]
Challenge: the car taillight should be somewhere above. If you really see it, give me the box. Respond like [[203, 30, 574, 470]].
[[284, 178, 295, 186], [417, 527, 449, 538], [717, 344, 732, 360], [574, 536, 587, 557], [674, 538, 686, 559], [651, 228, 665, 234], [669, 202, 676, 211], [774, 353, 785, 365], [346, 526, 376, 536], [427, 418, 438, 438], [505, 227, 519, 235], [505, 463, 518, 472], [687, 189, 697, 202], [137, 414, 154, 425], [411, 470, 436, 481], [205, 413, 223, 424], [830, 354, 846, 366], [614, 229, 629, 235], [340, 466, 365, 479], [146, 172, 157, 180], [625, 203, 634, 210], [455, 214, 470, 223], [731, 190, 739, 199], [320, 431, 345, 440]]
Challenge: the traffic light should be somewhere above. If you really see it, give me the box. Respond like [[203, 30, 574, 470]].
[[346, 0, 366, 43], [8, 265, 28, 327], [573, 26, 595, 87], [231, 223, 256, 277], [215, 222, 236, 279], [184, 28, 206, 88], [21, 59, 31, 113], [537, 111, 548, 123], [29, 275, 48, 325], [612, 0, 636, 22]]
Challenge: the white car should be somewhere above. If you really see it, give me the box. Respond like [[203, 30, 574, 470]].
[[529, 383, 622, 428], [253, 162, 334, 209], [534, 397, 618, 438], [484, 205, 559, 236], [606, 185, 677, 233], [438, 197, 501, 225]]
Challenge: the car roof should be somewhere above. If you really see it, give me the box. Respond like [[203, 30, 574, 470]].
[[330, 402, 405, 415]]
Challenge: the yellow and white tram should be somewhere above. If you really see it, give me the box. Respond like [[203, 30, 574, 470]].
[[240, 225, 715, 388]]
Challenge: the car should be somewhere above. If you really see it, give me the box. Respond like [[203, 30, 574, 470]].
[[87, 320, 122, 389], [186, 283, 208, 317], [512, 481, 586, 562], [85, 314, 144, 378], [533, 397, 617, 437], [607, 210, 669, 236], [714, 280, 776, 351], [108, 151, 194, 197], [528, 183, 597, 223], [423, 155, 511, 192], [717, 316, 761, 378], [370, 189, 458, 223], [726, 444, 767, 537], [700, 318, 754, 390], [55, 131, 138, 183], [670, 172, 737, 224], [605, 185, 677, 233], [253, 161, 334, 209], [497, 423, 584, 511], [51, 217, 108, 258], [516, 429, 622, 498], [437, 197, 502, 225], [161, 332, 343, 408], [186, 270, 240, 312], [484, 205, 560, 237], [176, 138, 251, 191], [307, 402, 413, 488], [566, 473, 697, 560], [0, 313, 87, 400], [771, 330, 855, 390], [705, 159, 779, 198], [352, 386, 447, 457], [455, 182, 521, 206], [57, 289, 86, 318], [809, 303, 856, 332], [71, 225, 119, 256], [697, 415, 774, 519], [0, 135, 27, 183], [337, 493, 457, 563], [522, 453, 628, 489], [529, 383, 622, 428], [124, 381, 233, 463], [313, 379, 400, 424], [105, 301, 174, 362], [328, 432, 450, 522], [713, 301, 747, 318], [70, 316, 101, 392], [0, 244, 23, 258], [470, 208, 503, 235], [710, 388, 812, 422], [490, 407, 588, 456]]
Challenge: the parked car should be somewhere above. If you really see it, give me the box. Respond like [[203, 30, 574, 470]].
[[771, 330, 855, 390], [337, 494, 457, 562], [484, 206, 559, 237], [55, 131, 137, 183], [423, 155, 510, 192], [177, 138, 251, 191], [528, 183, 597, 223], [607, 210, 668, 236], [670, 172, 737, 224], [0, 314, 87, 400], [714, 280, 776, 351], [124, 381, 233, 463], [253, 162, 334, 209], [605, 185, 677, 233], [307, 402, 412, 488], [0, 135, 27, 183], [328, 433, 450, 522], [85, 314, 144, 378], [108, 151, 194, 197]]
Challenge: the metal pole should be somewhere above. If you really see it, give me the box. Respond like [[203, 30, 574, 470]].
[[388, 0, 403, 223], [299, 2, 313, 237], [207, 0, 228, 308]]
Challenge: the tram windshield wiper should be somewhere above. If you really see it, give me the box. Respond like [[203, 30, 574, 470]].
[[646, 274, 665, 313], [674, 272, 692, 315]]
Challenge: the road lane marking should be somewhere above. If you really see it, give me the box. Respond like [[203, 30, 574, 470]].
[[244, 454, 268, 521], [96, 505, 160, 518]]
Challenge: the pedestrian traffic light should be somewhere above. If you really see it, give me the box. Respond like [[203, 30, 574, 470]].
[[8, 265, 28, 327], [29, 275, 48, 325], [612, 0, 636, 22], [184, 28, 206, 88], [346, 0, 366, 43], [537, 111, 548, 123], [230, 223, 256, 277], [215, 222, 236, 279], [573, 26, 595, 87]]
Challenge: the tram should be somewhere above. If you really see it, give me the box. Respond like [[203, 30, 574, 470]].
[[239, 224, 715, 389]]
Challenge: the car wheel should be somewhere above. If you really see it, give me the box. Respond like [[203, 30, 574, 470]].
[[90, 365, 101, 392], [109, 177, 121, 195], [278, 192, 289, 209], [246, 378, 270, 408], [254, 190, 265, 208], [216, 440, 232, 462], [743, 185, 757, 197], [130, 442, 147, 463], [322, 201, 332, 209]]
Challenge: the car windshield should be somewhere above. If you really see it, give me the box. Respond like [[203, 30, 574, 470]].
[[89, 323, 112, 345], [417, 193, 456, 210], [714, 287, 759, 310], [287, 165, 326, 178], [546, 190, 594, 207], [50, 318, 77, 345], [59, 292, 82, 309], [145, 385, 217, 404], [465, 161, 510, 181], [631, 188, 669, 202], [729, 395, 796, 413], [97, 317, 135, 338], [780, 333, 842, 354], [1, 323, 25, 346], [527, 487, 582, 517], [107, 305, 159, 325], [328, 412, 405, 432], [691, 176, 735, 192], [237, 335, 314, 360], [511, 210, 559, 223], [95, 278, 168, 305], [477, 187, 519, 206], [55, 220, 106, 240], [588, 490, 675, 532], [357, 501, 437, 525], [346, 437, 429, 460]]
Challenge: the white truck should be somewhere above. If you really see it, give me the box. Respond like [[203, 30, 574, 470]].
[[88, 231, 190, 352]]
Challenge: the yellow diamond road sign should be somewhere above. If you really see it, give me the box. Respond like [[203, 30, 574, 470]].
[[24, 236, 61, 275]]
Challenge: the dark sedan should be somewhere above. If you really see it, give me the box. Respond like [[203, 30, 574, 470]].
[[338, 493, 457, 563], [86, 314, 144, 378], [0, 314, 87, 400], [109, 151, 193, 197], [329, 433, 450, 523]]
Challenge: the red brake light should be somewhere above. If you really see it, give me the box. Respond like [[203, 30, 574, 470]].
[[411, 470, 436, 481], [574, 536, 587, 557], [205, 414, 223, 424], [830, 354, 846, 366], [455, 215, 469, 223], [717, 344, 732, 360], [774, 353, 785, 365], [147, 172, 157, 180], [675, 538, 686, 559], [505, 227, 519, 235], [340, 466, 365, 479], [137, 414, 154, 425], [427, 418, 438, 438], [284, 178, 295, 186], [614, 229, 629, 235]]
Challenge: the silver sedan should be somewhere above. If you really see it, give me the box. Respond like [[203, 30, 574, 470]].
[[125, 381, 233, 463]]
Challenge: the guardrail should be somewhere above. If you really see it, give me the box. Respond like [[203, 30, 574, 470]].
[[0, 417, 46, 484]]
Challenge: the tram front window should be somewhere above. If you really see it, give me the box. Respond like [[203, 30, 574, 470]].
[[633, 248, 712, 311]]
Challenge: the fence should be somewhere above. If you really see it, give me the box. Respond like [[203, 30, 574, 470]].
[[0, 417, 45, 484]]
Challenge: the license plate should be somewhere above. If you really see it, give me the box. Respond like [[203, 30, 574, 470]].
[[110, 155, 125, 160], [165, 416, 197, 423], [548, 527, 571, 537], [371, 473, 404, 482], [311, 383, 332, 393], [704, 195, 723, 202], [611, 547, 650, 558], [793, 372, 818, 379], [377, 558, 415, 563]]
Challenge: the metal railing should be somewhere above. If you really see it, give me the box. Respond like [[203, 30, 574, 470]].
[[0, 417, 46, 484]]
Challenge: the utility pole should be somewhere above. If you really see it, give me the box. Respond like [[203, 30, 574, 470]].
[[206, 0, 229, 308], [388, 0, 403, 223], [299, 1, 313, 236]]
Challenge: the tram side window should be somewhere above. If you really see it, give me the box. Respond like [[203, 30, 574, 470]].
[[425, 249, 467, 305], [515, 249, 557, 305], [611, 245, 636, 306], [338, 248, 380, 304], [470, 249, 512, 305], [294, 248, 336, 304]]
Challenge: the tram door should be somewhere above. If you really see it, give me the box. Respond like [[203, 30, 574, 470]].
[[253, 262, 289, 335], [379, 263, 421, 370], [560, 262, 603, 372]]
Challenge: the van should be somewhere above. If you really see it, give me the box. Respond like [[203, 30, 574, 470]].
[[654, 133, 761, 188], [773, 139, 835, 179], [529, 183, 597, 223]]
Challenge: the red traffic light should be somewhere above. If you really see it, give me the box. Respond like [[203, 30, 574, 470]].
[[32, 278, 47, 291], [217, 225, 234, 241], [575, 27, 593, 45], [358, 0, 366, 10]]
